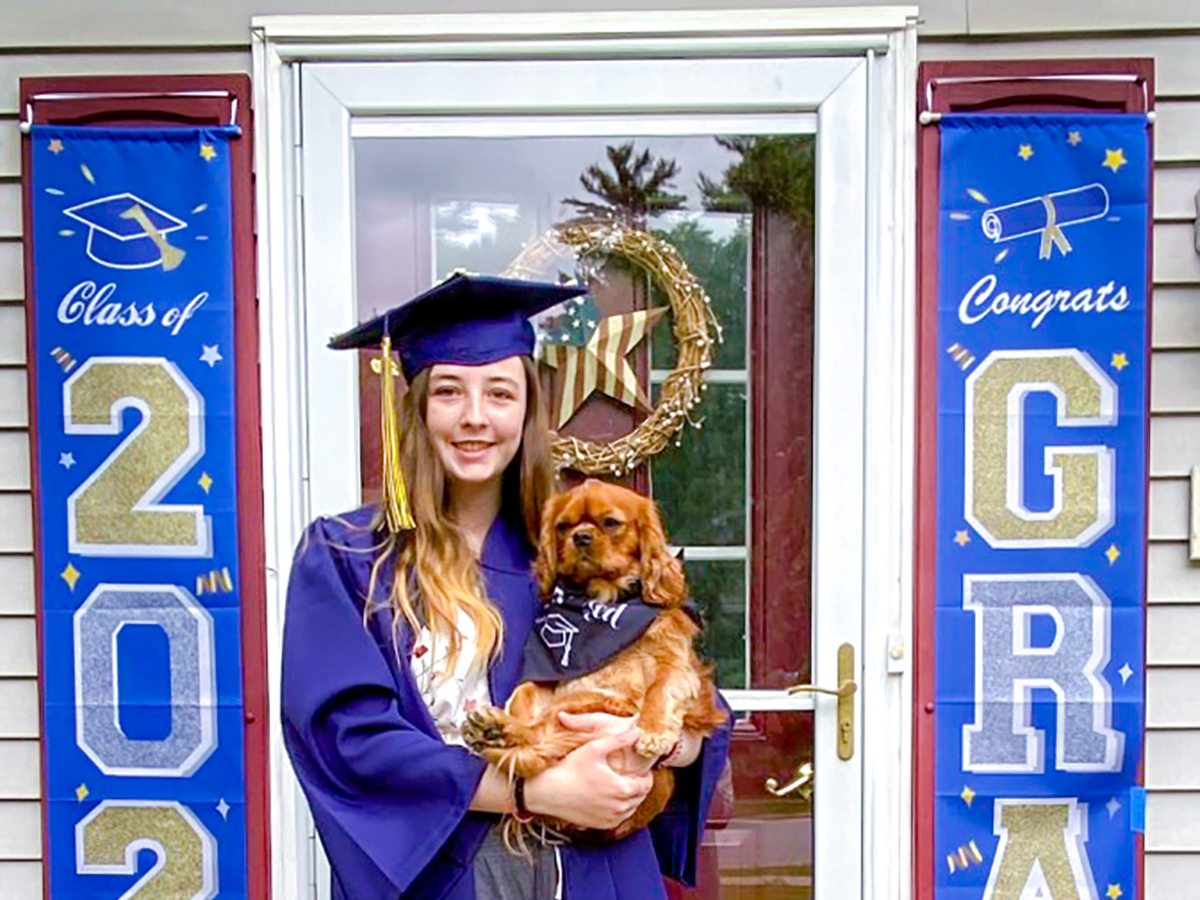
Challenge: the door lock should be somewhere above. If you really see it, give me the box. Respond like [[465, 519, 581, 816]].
[[785, 642, 856, 760]]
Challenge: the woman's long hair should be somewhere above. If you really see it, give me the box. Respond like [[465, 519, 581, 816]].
[[367, 357, 553, 675]]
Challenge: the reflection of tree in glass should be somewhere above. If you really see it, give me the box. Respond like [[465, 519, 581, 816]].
[[686, 559, 748, 690], [649, 216, 748, 371], [563, 142, 686, 225], [699, 135, 815, 223], [652, 381, 747, 546], [433, 201, 533, 279]]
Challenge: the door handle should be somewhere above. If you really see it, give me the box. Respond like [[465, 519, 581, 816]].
[[785, 642, 856, 760], [764, 761, 813, 800]]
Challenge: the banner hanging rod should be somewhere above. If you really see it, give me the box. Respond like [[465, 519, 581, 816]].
[[919, 74, 1154, 126], [20, 90, 240, 134]]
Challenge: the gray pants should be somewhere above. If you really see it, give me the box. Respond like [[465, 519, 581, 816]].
[[473, 822, 560, 900]]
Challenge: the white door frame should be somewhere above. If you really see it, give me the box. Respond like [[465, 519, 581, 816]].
[[252, 10, 917, 900]]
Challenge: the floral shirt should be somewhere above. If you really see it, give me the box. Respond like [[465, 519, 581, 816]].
[[410, 612, 492, 747]]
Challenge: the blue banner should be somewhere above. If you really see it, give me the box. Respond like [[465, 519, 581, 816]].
[[30, 126, 246, 898], [935, 115, 1149, 900]]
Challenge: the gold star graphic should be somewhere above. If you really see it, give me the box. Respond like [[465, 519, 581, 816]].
[[1111, 352, 1129, 371], [1107, 884, 1123, 899], [75, 783, 89, 802], [1068, 131, 1082, 146], [60, 562, 81, 591], [960, 785, 976, 807], [198, 472, 213, 494], [48, 138, 64, 154], [199, 144, 218, 162], [1106, 544, 1121, 565], [954, 530, 971, 547], [1103, 148, 1128, 173], [1017, 144, 1034, 161]]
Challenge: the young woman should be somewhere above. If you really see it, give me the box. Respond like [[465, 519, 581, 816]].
[[281, 274, 730, 900]]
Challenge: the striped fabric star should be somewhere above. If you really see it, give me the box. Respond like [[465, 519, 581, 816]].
[[541, 305, 668, 427]]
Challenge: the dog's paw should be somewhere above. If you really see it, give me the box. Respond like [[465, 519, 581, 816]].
[[635, 730, 678, 760], [462, 707, 513, 753]]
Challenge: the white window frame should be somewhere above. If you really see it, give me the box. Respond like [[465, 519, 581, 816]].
[[252, 10, 917, 900]]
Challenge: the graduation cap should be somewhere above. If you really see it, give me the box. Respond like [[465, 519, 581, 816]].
[[63, 193, 187, 271], [328, 272, 589, 532]]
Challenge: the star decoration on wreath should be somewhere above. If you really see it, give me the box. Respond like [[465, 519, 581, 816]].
[[539, 294, 668, 428], [507, 218, 719, 476]]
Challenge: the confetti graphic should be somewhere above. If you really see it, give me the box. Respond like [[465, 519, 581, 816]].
[[946, 342, 976, 371], [50, 346, 77, 373], [946, 840, 985, 874], [195, 567, 235, 595]]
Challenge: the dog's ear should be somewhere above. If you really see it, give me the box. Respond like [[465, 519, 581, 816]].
[[639, 495, 686, 606], [535, 492, 566, 599]]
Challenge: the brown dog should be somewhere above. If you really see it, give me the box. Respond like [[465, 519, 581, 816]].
[[464, 478, 726, 842]]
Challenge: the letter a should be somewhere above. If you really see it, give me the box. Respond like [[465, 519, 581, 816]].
[[983, 799, 1098, 900]]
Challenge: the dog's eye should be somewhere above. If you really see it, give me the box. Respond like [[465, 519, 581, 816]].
[[603, 517, 622, 529], [556, 522, 571, 533]]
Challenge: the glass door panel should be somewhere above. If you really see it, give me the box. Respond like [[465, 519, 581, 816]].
[[353, 130, 818, 900]]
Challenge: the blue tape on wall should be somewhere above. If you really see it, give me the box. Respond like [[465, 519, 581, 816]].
[[30, 126, 247, 898], [934, 115, 1149, 900]]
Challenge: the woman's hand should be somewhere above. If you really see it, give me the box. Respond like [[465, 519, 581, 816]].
[[558, 712, 705, 771], [523, 728, 654, 830], [557, 711, 653, 775]]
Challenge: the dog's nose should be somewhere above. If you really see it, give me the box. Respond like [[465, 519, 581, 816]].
[[573, 531, 593, 548]]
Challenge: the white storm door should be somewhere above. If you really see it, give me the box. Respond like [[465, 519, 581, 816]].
[[255, 12, 916, 900]]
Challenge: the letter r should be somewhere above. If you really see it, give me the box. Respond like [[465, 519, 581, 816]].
[[962, 574, 1123, 774]]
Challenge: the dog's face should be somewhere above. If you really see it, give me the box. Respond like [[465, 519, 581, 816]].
[[536, 479, 686, 607]]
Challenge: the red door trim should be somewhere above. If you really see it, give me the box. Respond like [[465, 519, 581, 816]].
[[913, 57, 1153, 900], [19, 73, 270, 900]]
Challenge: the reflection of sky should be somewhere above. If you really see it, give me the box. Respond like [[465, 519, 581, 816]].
[[651, 209, 745, 241], [353, 135, 743, 312], [435, 201, 522, 248]]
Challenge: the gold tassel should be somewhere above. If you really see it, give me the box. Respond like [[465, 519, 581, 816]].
[[379, 334, 415, 532]]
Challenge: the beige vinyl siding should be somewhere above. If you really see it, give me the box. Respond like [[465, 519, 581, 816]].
[[0, 8, 1196, 899], [924, 30, 1200, 899], [1153, 288, 1200, 347], [0, 0, 967, 50], [964, 0, 1200, 36], [0, 46, 250, 897], [0, 861, 40, 900]]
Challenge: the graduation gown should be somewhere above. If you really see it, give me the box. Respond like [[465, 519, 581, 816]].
[[282, 508, 731, 900]]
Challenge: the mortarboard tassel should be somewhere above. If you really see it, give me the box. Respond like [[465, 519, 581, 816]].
[[379, 333, 415, 532]]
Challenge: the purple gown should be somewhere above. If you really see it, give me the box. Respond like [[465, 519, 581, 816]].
[[282, 507, 731, 900]]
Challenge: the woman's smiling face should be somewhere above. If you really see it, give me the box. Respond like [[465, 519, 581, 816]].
[[424, 357, 527, 491]]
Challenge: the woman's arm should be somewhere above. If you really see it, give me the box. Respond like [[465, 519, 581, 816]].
[[470, 727, 655, 830], [468, 763, 518, 814], [283, 515, 494, 897]]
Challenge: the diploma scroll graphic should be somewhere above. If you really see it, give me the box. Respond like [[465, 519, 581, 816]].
[[980, 183, 1110, 259]]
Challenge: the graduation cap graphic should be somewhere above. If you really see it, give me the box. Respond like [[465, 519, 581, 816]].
[[538, 613, 580, 667], [63, 193, 187, 271]]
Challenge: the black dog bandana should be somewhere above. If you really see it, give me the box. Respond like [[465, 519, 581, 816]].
[[522, 581, 665, 684]]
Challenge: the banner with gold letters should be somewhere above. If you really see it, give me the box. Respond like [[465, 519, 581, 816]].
[[29, 126, 246, 898], [935, 115, 1149, 900]]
